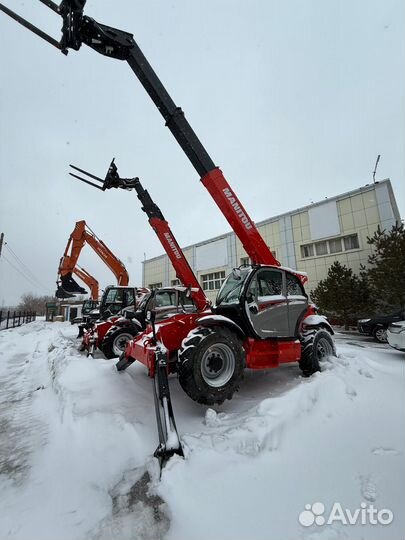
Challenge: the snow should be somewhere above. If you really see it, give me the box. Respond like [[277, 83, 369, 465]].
[[0, 321, 404, 540]]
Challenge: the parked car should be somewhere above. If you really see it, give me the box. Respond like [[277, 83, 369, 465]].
[[387, 321, 405, 352], [357, 309, 405, 343]]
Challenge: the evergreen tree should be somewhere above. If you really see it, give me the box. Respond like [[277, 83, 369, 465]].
[[311, 261, 370, 329], [366, 222, 405, 310]]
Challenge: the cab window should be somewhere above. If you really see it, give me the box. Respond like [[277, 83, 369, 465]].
[[257, 269, 283, 297], [286, 273, 305, 296], [154, 291, 176, 308]]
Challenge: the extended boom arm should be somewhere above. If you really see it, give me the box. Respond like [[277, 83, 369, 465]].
[[0, 1, 279, 268], [72, 265, 99, 299], [69, 160, 208, 311]]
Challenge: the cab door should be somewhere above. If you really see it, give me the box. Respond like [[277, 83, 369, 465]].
[[245, 268, 289, 338], [286, 272, 308, 336]]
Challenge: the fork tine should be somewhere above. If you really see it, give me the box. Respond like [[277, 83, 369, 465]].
[[69, 172, 104, 190], [69, 164, 104, 183]]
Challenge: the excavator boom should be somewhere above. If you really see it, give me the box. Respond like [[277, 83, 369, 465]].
[[72, 265, 99, 299]]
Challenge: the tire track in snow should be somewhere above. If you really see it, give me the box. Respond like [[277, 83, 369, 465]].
[[0, 346, 48, 484]]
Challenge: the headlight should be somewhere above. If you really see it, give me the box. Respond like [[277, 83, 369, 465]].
[[358, 319, 371, 323], [389, 324, 405, 334]]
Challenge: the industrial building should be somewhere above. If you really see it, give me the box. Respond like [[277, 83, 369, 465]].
[[142, 179, 401, 302]]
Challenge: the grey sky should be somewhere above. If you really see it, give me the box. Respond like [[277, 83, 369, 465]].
[[0, 0, 404, 306]]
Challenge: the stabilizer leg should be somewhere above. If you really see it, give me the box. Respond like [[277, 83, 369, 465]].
[[152, 345, 184, 470]]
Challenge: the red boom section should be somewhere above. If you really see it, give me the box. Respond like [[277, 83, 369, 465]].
[[201, 169, 280, 267], [72, 265, 99, 299], [59, 220, 129, 285], [149, 217, 207, 310]]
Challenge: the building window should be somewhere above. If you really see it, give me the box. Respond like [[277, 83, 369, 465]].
[[300, 233, 359, 259], [328, 238, 342, 254], [315, 241, 328, 256], [171, 279, 180, 286], [344, 234, 359, 251], [301, 244, 314, 258], [201, 271, 226, 291], [240, 257, 250, 266], [148, 282, 162, 289]]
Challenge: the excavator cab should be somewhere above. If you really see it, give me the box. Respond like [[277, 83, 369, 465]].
[[215, 265, 308, 340]]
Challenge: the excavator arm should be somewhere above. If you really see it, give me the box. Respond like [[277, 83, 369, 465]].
[[0, 1, 279, 268], [72, 265, 99, 300], [57, 219, 129, 295], [69, 160, 208, 311]]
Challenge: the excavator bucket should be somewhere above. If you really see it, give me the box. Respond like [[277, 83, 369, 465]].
[[55, 285, 76, 299], [60, 273, 87, 294]]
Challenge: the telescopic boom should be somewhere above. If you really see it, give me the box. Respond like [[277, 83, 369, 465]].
[[0, 1, 279, 267]]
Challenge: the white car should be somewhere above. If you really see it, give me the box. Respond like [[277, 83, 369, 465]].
[[387, 321, 405, 352]]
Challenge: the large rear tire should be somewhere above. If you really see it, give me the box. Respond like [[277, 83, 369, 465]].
[[177, 327, 245, 405], [299, 329, 336, 377], [102, 328, 137, 359]]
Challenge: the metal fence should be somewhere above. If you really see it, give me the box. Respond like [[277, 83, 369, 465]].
[[0, 311, 36, 331]]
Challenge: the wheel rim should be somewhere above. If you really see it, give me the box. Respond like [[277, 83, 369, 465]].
[[200, 343, 235, 388], [315, 337, 334, 360], [375, 328, 387, 342], [112, 333, 132, 356]]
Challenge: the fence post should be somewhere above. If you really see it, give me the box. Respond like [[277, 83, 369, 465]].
[[6, 311, 10, 329], [0, 311, 2, 328], [17, 311, 21, 326]]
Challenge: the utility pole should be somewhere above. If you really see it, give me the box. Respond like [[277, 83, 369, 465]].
[[0, 233, 4, 258]]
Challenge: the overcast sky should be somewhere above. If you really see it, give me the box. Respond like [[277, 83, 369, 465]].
[[0, 0, 404, 307]]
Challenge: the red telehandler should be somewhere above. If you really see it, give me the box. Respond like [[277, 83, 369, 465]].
[[0, 1, 335, 463], [69, 159, 210, 361]]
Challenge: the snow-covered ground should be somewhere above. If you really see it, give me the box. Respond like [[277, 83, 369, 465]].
[[0, 321, 404, 540]]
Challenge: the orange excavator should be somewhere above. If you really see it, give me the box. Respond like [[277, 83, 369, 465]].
[[55, 220, 139, 324], [56, 220, 129, 298]]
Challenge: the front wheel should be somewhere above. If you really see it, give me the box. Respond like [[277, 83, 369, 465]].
[[177, 327, 245, 405], [102, 328, 137, 359], [372, 326, 388, 343], [299, 329, 336, 377]]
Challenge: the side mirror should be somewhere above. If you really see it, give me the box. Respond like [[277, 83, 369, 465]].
[[146, 310, 156, 324], [231, 268, 242, 280]]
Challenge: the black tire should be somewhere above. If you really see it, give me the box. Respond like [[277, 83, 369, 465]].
[[299, 328, 336, 377], [102, 328, 137, 359], [372, 326, 388, 343], [177, 326, 245, 405]]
